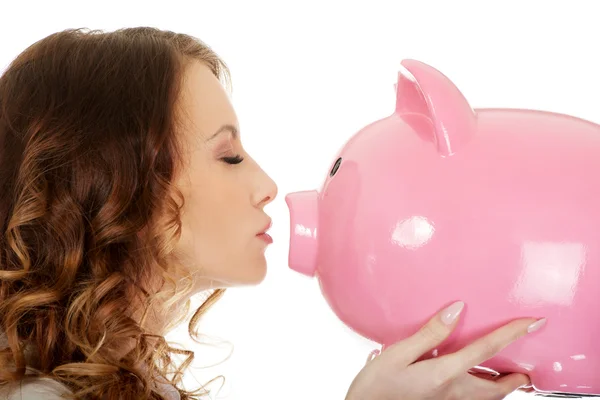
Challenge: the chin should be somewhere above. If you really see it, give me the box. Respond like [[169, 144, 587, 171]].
[[241, 260, 268, 286]]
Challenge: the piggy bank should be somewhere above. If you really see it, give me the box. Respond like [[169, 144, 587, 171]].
[[285, 59, 600, 395]]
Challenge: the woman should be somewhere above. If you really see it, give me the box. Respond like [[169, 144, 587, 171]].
[[0, 27, 545, 399]]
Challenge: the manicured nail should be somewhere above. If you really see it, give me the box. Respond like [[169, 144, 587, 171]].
[[527, 318, 547, 333], [441, 301, 465, 325]]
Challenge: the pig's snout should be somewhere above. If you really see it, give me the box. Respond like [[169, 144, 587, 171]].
[[285, 190, 319, 277]]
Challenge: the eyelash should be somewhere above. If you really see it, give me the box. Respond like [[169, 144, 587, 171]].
[[221, 154, 244, 165]]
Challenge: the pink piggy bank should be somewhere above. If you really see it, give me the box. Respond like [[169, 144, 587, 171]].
[[285, 59, 600, 395]]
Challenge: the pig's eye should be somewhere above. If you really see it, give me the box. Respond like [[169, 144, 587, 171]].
[[330, 157, 342, 177]]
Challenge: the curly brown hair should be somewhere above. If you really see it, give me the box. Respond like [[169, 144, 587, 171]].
[[0, 27, 230, 399]]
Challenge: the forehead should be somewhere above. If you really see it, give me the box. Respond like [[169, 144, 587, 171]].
[[178, 61, 237, 140]]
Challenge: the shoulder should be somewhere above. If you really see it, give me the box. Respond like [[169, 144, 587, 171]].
[[0, 376, 72, 400], [0, 332, 71, 399]]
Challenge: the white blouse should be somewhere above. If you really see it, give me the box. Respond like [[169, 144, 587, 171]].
[[0, 375, 73, 399], [0, 370, 182, 400], [0, 332, 181, 399]]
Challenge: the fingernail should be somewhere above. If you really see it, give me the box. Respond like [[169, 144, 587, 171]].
[[527, 318, 547, 333], [441, 301, 465, 325]]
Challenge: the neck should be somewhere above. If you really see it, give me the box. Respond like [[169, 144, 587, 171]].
[[121, 273, 218, 358]]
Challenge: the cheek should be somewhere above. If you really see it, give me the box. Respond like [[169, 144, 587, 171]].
[[177, 172, 247, 261]]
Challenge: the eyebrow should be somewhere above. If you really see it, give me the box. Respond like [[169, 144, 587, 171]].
[[206, 124, 238, 141]]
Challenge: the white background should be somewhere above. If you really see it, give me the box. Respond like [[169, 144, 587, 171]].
[[2, 1, 599, 399]]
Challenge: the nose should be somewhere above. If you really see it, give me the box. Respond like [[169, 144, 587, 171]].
[[253, 169, 278, 208]]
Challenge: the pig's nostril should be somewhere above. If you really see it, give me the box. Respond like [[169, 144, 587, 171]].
[[330, 157, 342, 177]]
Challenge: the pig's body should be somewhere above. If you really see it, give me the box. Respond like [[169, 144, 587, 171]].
[[285, 60, 600, 395]]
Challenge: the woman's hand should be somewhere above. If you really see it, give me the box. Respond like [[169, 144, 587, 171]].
[[345, 301, 546, 400]]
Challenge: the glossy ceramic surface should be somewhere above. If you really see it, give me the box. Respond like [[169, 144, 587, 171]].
[[285, 59, 600, 395]]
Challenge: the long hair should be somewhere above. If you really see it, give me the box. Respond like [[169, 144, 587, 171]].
[[0, 27, 229, 399]]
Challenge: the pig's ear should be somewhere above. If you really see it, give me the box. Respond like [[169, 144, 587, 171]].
[[395, 59, 477, 156]]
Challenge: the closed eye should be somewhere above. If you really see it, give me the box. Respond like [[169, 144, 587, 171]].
[[221, 155, 244, 165]]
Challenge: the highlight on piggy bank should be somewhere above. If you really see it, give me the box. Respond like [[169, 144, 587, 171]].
[[285, 59, 600, 396]]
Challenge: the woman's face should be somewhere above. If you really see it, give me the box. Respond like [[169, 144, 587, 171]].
[[172, 61, 277, 289]]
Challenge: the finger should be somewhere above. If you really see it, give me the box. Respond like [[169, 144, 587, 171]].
[[364, 349, 380, 365], [384, 301, 465, 366], [518, 387, 536, 393], [444, 317, 546, 373], [468, 366, 500, 378], [469, 371, 530, 387], [494, 373, 531, 395], [469, 372, 501, 382]]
